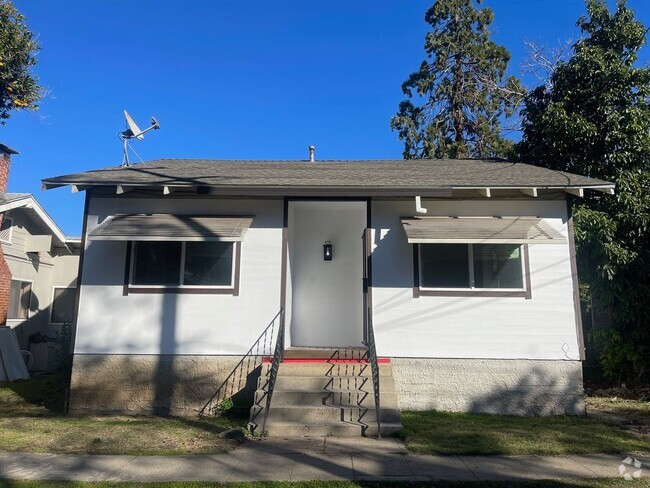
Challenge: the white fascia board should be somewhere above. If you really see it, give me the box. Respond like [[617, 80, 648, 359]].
[[0, 195, 73, 249], [0, 196, 33, 213]]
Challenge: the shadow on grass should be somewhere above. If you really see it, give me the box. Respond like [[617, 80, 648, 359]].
[[0, 478, 648, 487], [0, 374, 67, 417]]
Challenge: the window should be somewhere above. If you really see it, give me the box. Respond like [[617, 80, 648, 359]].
[[51, 287, 76, 324], [0, 216, 13, 244], [8, 280, 31, 319], [416, 243, 530, 298], [127, 241, 239, 294]]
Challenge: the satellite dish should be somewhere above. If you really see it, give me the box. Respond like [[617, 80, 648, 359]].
[[124, 111, 144, 141], [119, 110, 161, 166]]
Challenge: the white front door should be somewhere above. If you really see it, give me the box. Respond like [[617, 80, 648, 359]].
[[287, 201, 366, 347]]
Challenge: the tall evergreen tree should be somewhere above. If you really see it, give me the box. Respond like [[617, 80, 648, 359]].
[[518, 0, 650, 382], [391, 0, 523, 159], [0, 1, 41, 125]]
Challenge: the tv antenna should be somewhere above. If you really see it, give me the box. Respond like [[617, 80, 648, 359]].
[[119, 110, 160, 167]]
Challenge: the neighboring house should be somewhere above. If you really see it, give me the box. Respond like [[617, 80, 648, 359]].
[[42, 158, 613, 432], [0, 145, 80, 371]]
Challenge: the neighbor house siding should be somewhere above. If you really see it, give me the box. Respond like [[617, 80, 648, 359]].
[[1, 211, 79, 350], [74, 195, 284, 356], [370, 198, 580, 361]]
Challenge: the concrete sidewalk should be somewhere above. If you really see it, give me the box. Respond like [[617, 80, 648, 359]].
[[0, 437, 648, 483]]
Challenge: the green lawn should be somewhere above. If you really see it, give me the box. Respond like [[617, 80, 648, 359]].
[[0, 376, 247, 455], [1, 479, 649, 488], [401, 410, 650, 456]]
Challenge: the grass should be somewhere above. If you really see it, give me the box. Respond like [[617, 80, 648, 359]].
[[0, 374, 66, 417], [586, 397, 650, 424], [3, 376, 649, 457], [401, 410, 650, 456], [0, 376, 247, 455], [1, 480, 649, 487]]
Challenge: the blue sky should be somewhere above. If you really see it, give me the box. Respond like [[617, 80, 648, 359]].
[[3, 0, 649, 235]]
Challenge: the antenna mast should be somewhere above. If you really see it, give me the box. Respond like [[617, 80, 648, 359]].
[[119, 110, 161, 166]]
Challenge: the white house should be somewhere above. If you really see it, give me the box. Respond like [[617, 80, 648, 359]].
[[0, 145, 80, 372], [43, 158, 613, 435]]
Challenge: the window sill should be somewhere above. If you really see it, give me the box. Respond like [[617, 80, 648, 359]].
[[414, 288, 531, 299], [124, 286, 238, 296]]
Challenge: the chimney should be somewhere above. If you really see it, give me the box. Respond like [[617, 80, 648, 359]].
[[0, 144, 19, 194], [309, 145, 315, 163], [0, 143, 18, 325]]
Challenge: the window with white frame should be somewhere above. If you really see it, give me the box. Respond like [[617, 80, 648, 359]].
[[419, 243, 525, 290], [0, 215, 13, 244], [50, 287, 76, 324], [8, 280, 31, 319], [130, 241, 236, 289]]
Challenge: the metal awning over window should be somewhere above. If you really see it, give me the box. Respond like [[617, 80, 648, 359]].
[[401, 216, 566, 244], [88, 214, 254, 241]]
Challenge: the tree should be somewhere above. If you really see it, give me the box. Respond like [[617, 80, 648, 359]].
[[0, 1, 41, 125], [391, 0, 523, 159], [518, 0, 650, 382]]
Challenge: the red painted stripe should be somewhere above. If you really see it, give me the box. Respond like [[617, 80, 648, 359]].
[[262, 357, 391, 364]]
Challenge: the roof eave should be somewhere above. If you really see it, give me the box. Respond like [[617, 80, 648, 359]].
[[40, 181, 616, 196]]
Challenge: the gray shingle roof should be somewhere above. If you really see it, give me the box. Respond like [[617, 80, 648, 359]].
[[42, 159, 614, 194], [0, 192, 31, 205]]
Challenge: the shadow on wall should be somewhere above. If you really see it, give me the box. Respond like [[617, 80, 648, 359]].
[[70, 214, 275, 416], [152, 291, 177, 415], [9, 277, 78, 369], [465, 366, 586, 417]]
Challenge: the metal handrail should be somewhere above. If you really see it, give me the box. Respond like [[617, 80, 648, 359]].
[[261, 308, 285, 434], [365, 307, 382, 439], [198, 310, 282, 418]]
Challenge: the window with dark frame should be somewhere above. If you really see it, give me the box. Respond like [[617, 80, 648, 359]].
[[130, 241, 236, 289], [419, 243, 524, 290], [8, 280, 31, 319], [51, 287, 76, 324]]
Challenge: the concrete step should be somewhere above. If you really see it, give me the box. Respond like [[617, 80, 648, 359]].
[[259, 375, 387, 391], [265, 404, 402, 424], [283, 347, 368, 360], [264, 420, 403, 437], [274, 362, 394, 377], [257, 389, 399, 409], [249, 349, 402, 438]]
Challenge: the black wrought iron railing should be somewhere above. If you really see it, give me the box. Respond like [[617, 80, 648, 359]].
[[198, 310, 283, 419], [364, 307, 382, 439], [260, 308, 285, 434]]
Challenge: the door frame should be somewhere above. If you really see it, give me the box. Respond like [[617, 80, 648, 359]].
[[280, 197, 372, 348]]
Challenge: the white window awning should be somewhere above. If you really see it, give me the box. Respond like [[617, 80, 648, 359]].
[[401, 216, 566, 244], [88, 214, 254, 242]]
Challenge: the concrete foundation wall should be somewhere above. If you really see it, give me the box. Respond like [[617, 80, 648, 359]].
[[69, 354, 259, 415], [392, 358, 585, 416], [71, 354, 585, 417]]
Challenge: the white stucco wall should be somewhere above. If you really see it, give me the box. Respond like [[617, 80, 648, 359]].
[[75, 196, 284, 355], [370, 198, 580, 361], [76, 195, 579, 361]]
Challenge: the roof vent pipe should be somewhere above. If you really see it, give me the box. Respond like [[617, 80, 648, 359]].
[[309, 145, 315, 162]]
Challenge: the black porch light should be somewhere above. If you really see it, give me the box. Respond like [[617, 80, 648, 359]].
[[323, 240, 333, 261]]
